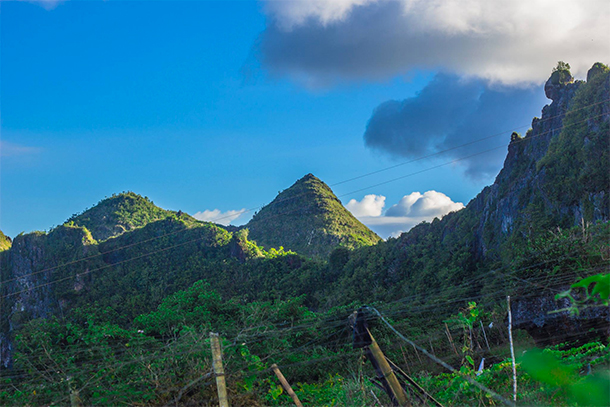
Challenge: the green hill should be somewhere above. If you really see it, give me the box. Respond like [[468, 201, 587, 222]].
[[66, 192, 172, 241], [246, 174, 382, 257], [2, 63, 609, 407]]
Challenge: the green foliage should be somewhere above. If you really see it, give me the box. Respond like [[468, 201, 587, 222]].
[[66, 192, 174, 241], [553, 61, 571, 73], [550, 61, 573, 85], [1, 282, 360, 406], [539, 64, 609, 216], [0, 230, 11, 252], [415, 341, 609, 406], [556, 273, 610, 315], [246, 174, 381, 258], [520, 345, 610, 406]]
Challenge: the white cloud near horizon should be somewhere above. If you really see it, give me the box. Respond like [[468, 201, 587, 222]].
[[259, 0, 610, 86], [346, 191, 464, 238], [345, 194, 385, 217], [193, 208, 248, 226]]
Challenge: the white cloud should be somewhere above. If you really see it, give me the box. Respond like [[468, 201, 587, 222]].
[[345, 191, 464, 238], [265, 0, 380, 29], [386, 191, 464, 217], [345, 194, 385, 217], [259, 0, 610, 86], [193, 208, 247, 226]]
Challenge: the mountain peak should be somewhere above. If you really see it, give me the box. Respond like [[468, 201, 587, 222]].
[[298, 173, 319, 181], [246, 174, 381, 257], [66, 192, 172, 241]]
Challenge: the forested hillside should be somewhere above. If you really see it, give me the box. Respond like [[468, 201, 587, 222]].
[[246, 173, 382, 258], [1, 63, 609, 406]]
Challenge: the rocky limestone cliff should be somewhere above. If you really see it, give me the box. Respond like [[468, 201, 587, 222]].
[[512, 291, 609, 346], [389, 63, 609, 344], [1, 225, 98, 368], [469, 63, 609, 257]]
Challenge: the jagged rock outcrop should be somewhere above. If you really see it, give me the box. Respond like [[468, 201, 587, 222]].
[[468, 63, 609, 257], [388, 63, 609, 344]]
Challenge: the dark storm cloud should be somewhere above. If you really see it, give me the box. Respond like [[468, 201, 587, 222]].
[[257, 0, 609, 87], [363, 74, 547, 179]]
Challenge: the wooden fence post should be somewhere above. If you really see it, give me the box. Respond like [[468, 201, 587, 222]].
[[271, 363, 304, 407], [210, 332, 230, 407]]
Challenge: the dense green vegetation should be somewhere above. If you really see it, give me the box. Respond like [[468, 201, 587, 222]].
[[2, 277, 608, 406], [67, 192, 173, 241], [539, 62, 610, 220], [1, 64, 609, 405], [247, 174, 382, 258]]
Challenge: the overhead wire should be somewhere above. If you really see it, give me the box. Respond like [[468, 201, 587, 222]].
[[2, 110, 607, 299], [2, 99, 607, 286], [367, 306, 515, 406], [2, 103, 608, 404], [3, 248, 603, 382]]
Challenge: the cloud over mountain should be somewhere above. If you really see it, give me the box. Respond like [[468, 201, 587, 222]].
[[193, 209, 247, 226], [259, 0, 610, 87], [363, 73, 547, 179], [346, 191, 464, 238], [345, 194, 385, 217]]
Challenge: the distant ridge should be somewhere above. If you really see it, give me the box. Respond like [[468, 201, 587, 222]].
[[67, 192, 172, 241], [245, 174, 381, 257]]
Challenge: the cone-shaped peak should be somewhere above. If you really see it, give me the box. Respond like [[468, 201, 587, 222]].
[[246, 174, 381, 258]]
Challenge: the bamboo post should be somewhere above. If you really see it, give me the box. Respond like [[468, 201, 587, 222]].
[[507, 296, 517, 403], [210, 332, 229, 407], [70, 389, 83, 407], [367, 329, 411, 407], [271, 363, 304, 407]]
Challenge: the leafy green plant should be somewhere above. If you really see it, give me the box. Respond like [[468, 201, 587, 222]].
[[556, 273, 610, 314], [520, 347, 610, 406]]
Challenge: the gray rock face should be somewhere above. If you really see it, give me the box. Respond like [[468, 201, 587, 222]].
[[512, 293, 610, 345], [469, 67, 608, 257], [394, 64, 609, 345], [1, 227, 96, 369], [544, 69, 574, 101]]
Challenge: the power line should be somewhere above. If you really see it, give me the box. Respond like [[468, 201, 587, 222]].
[[367, 306, 515, 406], [2, 109, 606, 288], [3, 99, 610, 283], [330, 98, 610, 188]]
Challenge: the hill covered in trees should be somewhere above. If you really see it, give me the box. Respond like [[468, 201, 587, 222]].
[[0, 63, 608, 406], [246, 173, 382, 257]]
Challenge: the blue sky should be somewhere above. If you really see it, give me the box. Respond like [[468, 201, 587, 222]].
[[2, 0, 608, 238]]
